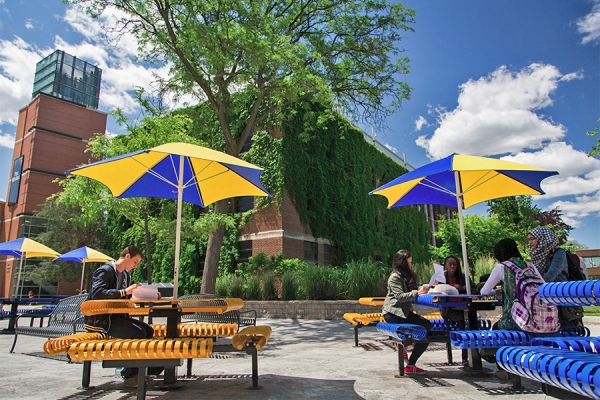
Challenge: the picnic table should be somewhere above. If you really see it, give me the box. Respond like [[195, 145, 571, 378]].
[[413, 294, 501, 372], [0, 297, 56, 334], [61, 297, 270, 399]]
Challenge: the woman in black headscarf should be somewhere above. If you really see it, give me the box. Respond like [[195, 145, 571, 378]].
[[479, 238, 525, 380], [382, 250, 431, 375]]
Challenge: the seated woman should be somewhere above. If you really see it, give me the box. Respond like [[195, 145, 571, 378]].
[[432, 256, 470, 365], [528, 226, 584, 326], [382, 250, 430, 375], [478, 238, 523, 380]]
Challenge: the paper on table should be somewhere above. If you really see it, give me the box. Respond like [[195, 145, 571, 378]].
[[428, 263, 446, 286]]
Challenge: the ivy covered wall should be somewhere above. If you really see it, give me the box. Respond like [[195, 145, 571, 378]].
[[279, 102, 430, 265]]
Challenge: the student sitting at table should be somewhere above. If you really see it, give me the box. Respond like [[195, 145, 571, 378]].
[[478, 238, 524, 380], [85, 245, 162, 387], [382, 249, 431, 375], [431, 256, 471, 366]]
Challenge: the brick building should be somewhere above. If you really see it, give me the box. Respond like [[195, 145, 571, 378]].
[[0, 50, 106, 297]]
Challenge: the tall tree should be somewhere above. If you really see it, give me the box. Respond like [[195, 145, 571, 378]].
[[71, 0, 417, 293]]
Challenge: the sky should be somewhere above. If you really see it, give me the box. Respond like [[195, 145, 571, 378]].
[[0, 0, 599, 249]]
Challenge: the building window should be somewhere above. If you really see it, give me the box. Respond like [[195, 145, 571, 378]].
[[236, 196, 254, 213], [304, 241, 317, 263], [237, 240, 253, 265], [19, 216, 49, 238], [323, 244, 332, 265]]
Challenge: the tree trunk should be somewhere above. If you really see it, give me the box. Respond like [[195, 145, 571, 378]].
[[200, 199, 229, 294]]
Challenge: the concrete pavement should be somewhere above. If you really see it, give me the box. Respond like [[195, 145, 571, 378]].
[[0, 316, 598, 399]]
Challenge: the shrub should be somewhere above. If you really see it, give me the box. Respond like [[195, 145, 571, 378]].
[[228, 275, 245, 298], [280, 271, 298, 300], [473, 256, 496, 283], [412, 261, 434, 286], [343, 260, 388, 299], [262, 271, 277, 300], [297, 264, 341, 300], [245, 274, 262, 300], [274, 258, 305, 276], [215, 273, 231, 297]]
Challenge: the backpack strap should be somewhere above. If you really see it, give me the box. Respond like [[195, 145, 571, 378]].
[[502, 260, 521, 275]]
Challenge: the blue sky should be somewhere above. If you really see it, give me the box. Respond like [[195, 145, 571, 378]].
[[0, 1, 599, 249]]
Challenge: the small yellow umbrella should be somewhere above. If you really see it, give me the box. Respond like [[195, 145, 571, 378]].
[[0, 238, 60, 297], [54, 247, 114, 293]]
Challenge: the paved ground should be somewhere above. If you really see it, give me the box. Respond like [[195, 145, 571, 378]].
[[0, 316, 598, 399]]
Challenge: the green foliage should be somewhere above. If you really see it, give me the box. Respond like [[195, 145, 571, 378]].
[[343, 260, 388, 299], [229, 275, 245, 298], [472, 256, 496, 282], [31, 200, 107, 284], [280, 271, 298, 301], [245, 275, 262, 300], [215, 274, 230, 297], [296, 264, 342, 300], [261, 272, 277, 300], [281, 102, 431, 265], [412, 262, 434, 287], [430, 214, 515, 272], [587, 118, 600, 158]]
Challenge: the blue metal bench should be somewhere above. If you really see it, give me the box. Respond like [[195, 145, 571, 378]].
[[375, 321, 494, 377], [497, 346, 600, 399], [539, 280, 600, 306], [449, 326, 590, 349], [529, 336, 600, 353]]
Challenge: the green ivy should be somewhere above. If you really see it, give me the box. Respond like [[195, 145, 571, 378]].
[[279, 102, 430, 265]]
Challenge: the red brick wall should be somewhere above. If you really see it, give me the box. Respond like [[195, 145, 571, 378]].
[[0, 94, 107, 296]]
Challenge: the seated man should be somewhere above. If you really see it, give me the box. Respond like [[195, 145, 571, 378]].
[[85, 245, 161, 386]]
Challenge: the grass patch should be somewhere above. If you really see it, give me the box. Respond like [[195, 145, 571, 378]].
[[583, 306, 600, 316]]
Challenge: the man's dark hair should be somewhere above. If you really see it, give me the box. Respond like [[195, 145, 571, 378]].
[[120, 245, 144, 259]]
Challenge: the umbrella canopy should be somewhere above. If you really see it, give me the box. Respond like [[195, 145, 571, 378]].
[[68, 142, 271, 298], [370, 153, 558, 294], [55, 247, 114, 293], [0, 237, 60, 259], [0, 238, 60, 297]]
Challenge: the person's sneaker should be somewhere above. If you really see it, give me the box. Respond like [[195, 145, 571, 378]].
[[404, 365, 426, 375], [123, 376, 138, 388], [495, 369, 509, 380]]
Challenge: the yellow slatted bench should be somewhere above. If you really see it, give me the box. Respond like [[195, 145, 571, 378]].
[[344, 298, 443, 347], [45, 298, 270, 399]]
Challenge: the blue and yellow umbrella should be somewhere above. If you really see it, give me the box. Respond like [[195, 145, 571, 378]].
[[54, 247, 113, 293], [68, 142, 270, 298], [0, 238, 60, 297], [370, 153, 558, 294]]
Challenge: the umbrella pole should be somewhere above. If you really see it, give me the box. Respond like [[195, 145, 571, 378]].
[[455, 171, 471, 295], [80, 261, 86, 294], [173, 156, 185, 299], [16, 256, 24, 298]]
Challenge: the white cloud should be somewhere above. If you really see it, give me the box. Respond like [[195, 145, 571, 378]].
[[414, 116, 428, 131], [502, 143, 600, 226], [0, 5, 190, 128], [384, 142, 397, 153], [545, 191, 600, 228], [25, 19, 34, 30], [416, 64, 570, 160], [0, 36, 47, 125], [577, 1, 600, 45], [0, 132, 14, 148]]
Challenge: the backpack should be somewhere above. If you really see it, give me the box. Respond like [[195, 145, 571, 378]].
[[565, 251, 586, 281], [504, 260, 560, 333]]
